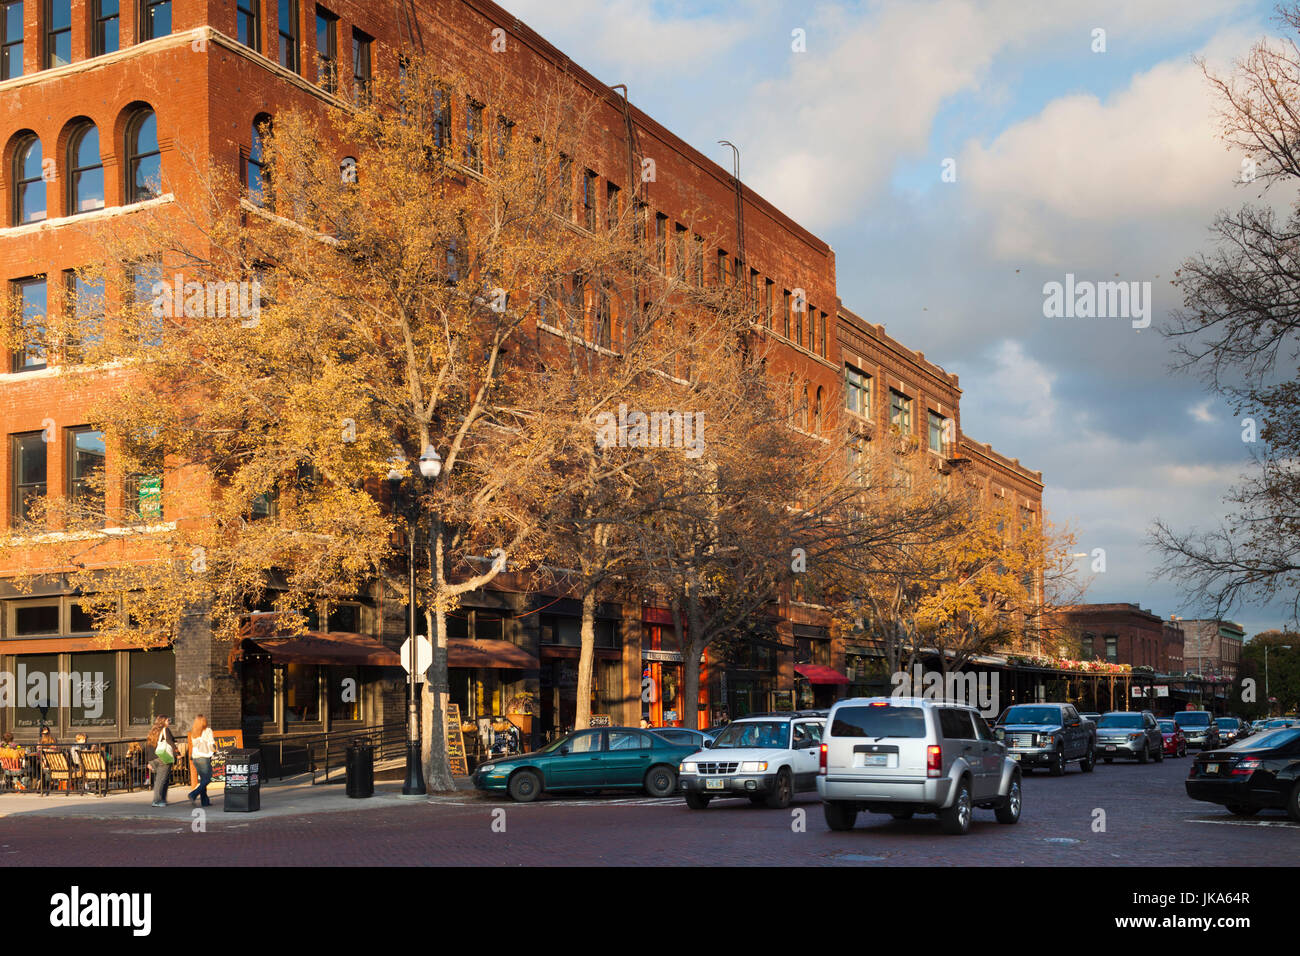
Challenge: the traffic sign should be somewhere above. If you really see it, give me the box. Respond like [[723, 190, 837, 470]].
[[399, 635, 433, 681]]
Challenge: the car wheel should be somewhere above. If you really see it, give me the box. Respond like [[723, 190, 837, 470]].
[[643, 765, 677, 798], [890, 810, 914, 820], [823, 801, 857, 831], [995, 775, 1022, 824], [1080, 747, 1095, 773], [1137, 743, 1150, 765], [1225, 803, 1259, 817], [507, 769, 541, 803], [684, 791, 711, 810], [1288, 783, 1300, 824], [1049, 748, 1066, 776], [1179, 743, 1187, 757], [1154, 741, 1164, 762], [940, 779, 973, 835], [764, 768, 793, 809]]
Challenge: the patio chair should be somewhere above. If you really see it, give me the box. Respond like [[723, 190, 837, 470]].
[[39, 749, 75, 796], [0, 754, 27, 792], [79, 750, 109, 797]]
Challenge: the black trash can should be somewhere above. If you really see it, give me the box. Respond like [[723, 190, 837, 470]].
[[223, 748, 262, 812], [346, 740, 374, 798]]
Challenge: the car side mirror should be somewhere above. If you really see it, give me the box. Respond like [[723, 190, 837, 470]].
[[559, 746, 569, 756], [704, 740, 714, 749]]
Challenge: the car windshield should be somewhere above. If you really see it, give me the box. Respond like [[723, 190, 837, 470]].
[[540, 732, 579, 754], [1218, 718, 1240, 729], [1174, 712, 1210, 727], [1245, 728, 1300, 748], [999, 706, 1061, 725], [711, 721, 789, 749], [830, 705, 927, 738], [1265, 719, 1293, 728], [1098, 714, 1144, 729], [1158, 720, 1176, 732]]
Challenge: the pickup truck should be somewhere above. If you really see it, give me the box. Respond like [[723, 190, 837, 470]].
[[994, 703, 1096, 775]]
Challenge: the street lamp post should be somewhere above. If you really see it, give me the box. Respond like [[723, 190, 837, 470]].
[[388, 443, 443, 797]]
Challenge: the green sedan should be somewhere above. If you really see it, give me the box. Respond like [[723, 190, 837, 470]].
[[472, 727, 699, 802]]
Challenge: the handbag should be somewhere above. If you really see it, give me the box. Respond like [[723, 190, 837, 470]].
[[155, 737, 175, 765]]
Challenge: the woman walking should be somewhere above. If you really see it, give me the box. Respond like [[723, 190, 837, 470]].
[[187, 714, 215, 807], [146, 715, 177, 807]]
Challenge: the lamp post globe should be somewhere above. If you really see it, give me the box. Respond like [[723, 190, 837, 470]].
[[419, 444, 442, 479]]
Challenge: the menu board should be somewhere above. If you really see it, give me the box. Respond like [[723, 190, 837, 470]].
[[445, 704, 468, 776], [209, 730, 244, 781], [589, 714, 612, 727]]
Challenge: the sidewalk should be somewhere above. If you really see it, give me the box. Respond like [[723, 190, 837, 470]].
[[0, 775, 483, 823]]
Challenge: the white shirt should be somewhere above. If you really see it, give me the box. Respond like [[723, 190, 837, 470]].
[[190, 728, 216, 759]]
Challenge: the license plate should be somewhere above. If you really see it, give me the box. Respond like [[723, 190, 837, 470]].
[[1105, 745, 1116, 751], [1011, 753, 1021, 761], [863, 754, 888, 767], [705, 778, 725, 790], [1205, 764, 1219, 774]]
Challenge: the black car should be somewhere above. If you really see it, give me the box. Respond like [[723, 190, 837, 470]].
[[1185, 727, 1300, 820]]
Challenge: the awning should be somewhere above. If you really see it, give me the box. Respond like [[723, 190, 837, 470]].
[[229, 622, 402, 671], [447, 638, 539, 670], [794, 664, 850, 685]]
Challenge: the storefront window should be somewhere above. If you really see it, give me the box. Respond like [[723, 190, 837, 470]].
[[69, 652, 116, 727], [13, 601, 60, 636], [327, 665, 361, 720], [239, 654, 274, 724], [128, 649, 175, 727], [13, 654, 59, 728], [284, 661, 321, 723]]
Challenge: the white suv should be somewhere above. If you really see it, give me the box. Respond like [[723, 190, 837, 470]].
[[817, 697, 1022, 835], [679, 712, 825, 809]]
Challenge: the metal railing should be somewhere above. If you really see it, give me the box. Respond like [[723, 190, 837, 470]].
[[0, 740, 192, 797], [249, 721, 409, 784]]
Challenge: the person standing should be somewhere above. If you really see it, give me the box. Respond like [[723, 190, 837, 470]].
[[146, 715, 177, 807], [187, 715, 216, 807]]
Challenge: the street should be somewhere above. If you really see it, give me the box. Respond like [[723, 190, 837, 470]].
[[3, 755, 1295, 866]]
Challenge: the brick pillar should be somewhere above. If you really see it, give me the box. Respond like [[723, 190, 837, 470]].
[[172, 598, 239, 731]]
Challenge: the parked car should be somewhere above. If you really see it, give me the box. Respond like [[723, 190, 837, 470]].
[[472, 727, 698, 802], [648, 727, 716, 750], [994, 703, 1096, 775], [1185, 726, 1300, 820], [681, 717, 821, 806], [1264, 718, 1299, 729], [1174, 711, 1221, 749], [1216, 717, 1247, 744], [1081, 712, 1102, 724], [1158, 719, 1188, 757], [817, 697, 1021, 835], [678, 713, 825, 810], [1095, 711, 1164, 763], [1252, 719, 1270, 733]]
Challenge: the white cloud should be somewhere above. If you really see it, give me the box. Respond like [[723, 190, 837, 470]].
[[1189, 399, 1216, 423]]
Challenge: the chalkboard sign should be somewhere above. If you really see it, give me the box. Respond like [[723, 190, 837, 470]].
[[445, 704, 468, 776], [589, 714, 611, 727], [209, 730, 244, 781]]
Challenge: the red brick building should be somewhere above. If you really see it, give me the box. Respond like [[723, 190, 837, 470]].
[[1055, 603, 1165, 670], [0, 0, 1041, 747]]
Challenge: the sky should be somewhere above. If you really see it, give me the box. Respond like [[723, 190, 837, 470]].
[[501, 0, 1292, 637]]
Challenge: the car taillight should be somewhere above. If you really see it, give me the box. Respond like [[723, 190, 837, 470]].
[[1231, 759, 1261, 777], [819, 743, 827, 776], [927, 744, 942, 778]]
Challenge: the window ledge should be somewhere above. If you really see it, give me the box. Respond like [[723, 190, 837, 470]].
[[0, 194, 175, 239]]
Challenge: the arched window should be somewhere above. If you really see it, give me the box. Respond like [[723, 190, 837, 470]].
[[125, 109, 161, 202], [247, 114, 271, 205], [13, 135, 46, 225], [68, 123, 105, 214]]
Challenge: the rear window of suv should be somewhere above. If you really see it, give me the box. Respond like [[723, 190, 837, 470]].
[[830, 705, 926, 738]]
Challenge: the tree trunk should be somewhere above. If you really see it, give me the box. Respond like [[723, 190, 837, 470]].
[[682, 587, 705, 730], [424, 520, 456, 794], [575, 587, 597, 730]]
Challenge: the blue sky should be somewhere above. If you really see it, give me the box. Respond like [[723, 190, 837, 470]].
[[503, 0, 1290, 637]]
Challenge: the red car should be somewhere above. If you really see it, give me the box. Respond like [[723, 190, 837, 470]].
[[1158, 719, 1187, 757]]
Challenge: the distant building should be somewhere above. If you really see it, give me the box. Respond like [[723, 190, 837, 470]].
[[1161, 620, 1185, 673], [1179, 620, 1244, 682], [1054, 604, 1164, 669]]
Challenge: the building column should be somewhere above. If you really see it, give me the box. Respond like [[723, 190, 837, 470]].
[[172, 599, 240, 732]]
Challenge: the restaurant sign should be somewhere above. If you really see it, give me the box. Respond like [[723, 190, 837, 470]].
[[642, 649, 682, 663]]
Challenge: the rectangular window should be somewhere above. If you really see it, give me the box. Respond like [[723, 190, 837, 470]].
[[284, 661, 321, 723], [12, 431, 47, 522], [674, 224, 687, 280], [555, 154, 572, 218], [716, 249, 727, 285], [236, 0, 260, 51], [326, 602, 359, 632], [693, 234, 703, 287], [44, 0, 71, 67], [494, 114, 512, 163], [595, 282, 611, 348], [70, 651, 116, 727], [328, 666, 361, 720], [764, 279, 774, 328], [928, 411, 945, 453], [464, 98, 483, 171], [749, 269, 759, 315], [1081, 634, 1095, 659], [845, 365, 870, 418], [1, 1, 23, 79], [314, 6, 336, 93], [277, 0, 298, 72], [889, 389, 912, 433], [64, 271, 104, 362], [1105, 635, 1118, 662], [582, 169, 597, 231], [653, 212, 667, 269], [794, 301, 803, 349], [816, 310, 825, 356], [130, 264, 163, 346], [782, 289, 791, 338], [139, 0, 171, 40], [11, 277, 47, 371], [92, 0, 118, 56], [431, 86, 451, 151], [67, 427, 106, 514], [350, 29, 371, 100], [605, 181, 619, 231]]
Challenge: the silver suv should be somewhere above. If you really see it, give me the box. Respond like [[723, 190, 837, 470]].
[[817, 697, 1022, 835]]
